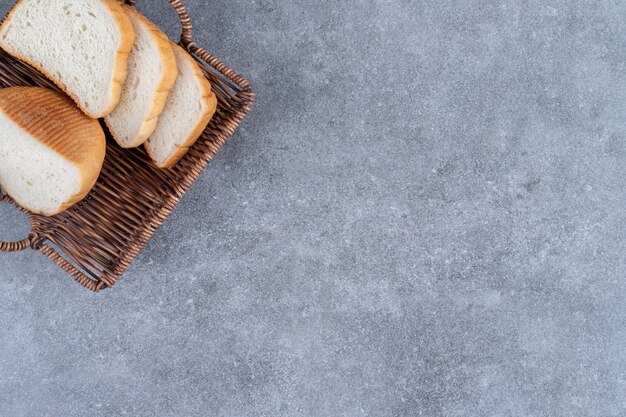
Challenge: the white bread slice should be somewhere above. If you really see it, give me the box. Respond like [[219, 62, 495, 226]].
[[145, 43, 217, 168], [0, 0, 135, 118], [0, 87, 106, 216], [104, 5, 176, 148]]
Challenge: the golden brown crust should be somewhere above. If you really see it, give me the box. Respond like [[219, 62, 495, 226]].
[[99, 0, 136, 117], [0, 87, 106, 216], [104, 5, 177, 148], [0, 0, 135, 118], [145, 43, 217, 169]]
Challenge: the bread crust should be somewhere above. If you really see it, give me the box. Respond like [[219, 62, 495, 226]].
[[100, 0, 136, 117], [0, 0, 136, 118], [0, 87, 106, 216], [104, 4, 177, 148], [145, 43, 217, 168]]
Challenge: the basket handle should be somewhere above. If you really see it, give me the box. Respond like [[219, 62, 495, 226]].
[[0, 193, 32, 252], [126, 0, 254, 94], [126, 0, 194, 46], [0, 193, 101, 290]]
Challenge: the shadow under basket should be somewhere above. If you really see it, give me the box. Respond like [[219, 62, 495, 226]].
[[0, 0, 254, 291]]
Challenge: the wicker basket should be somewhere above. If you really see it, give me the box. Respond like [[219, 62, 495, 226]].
[[0, 0, 254, 291]]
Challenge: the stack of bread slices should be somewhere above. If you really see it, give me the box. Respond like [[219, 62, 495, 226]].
[[0, 0, 217, 216]]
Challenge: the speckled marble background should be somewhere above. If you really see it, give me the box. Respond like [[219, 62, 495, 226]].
[[0, 1, 625, 416]]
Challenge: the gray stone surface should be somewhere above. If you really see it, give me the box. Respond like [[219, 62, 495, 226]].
[[0, 0, 625, 415]]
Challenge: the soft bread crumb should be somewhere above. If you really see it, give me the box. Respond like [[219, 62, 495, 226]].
[[104, 6, 176, 148], [0, 0, 134, 117], [145, 44, 217, 168]]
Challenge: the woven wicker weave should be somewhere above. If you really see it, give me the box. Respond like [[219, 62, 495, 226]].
[[0, 0, 254, 291]]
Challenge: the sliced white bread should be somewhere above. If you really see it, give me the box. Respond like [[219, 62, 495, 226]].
[[0, 0, 135, 118], [104, 5, 177, 148], [0, 87, 106, 216], [145, 43, 217, 168]]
